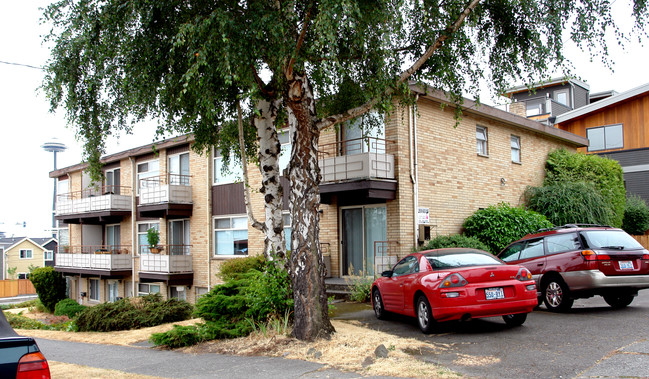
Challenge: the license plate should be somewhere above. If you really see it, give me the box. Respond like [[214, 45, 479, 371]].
[[485, 287, 505, 300], [619, 261, 634, 270]]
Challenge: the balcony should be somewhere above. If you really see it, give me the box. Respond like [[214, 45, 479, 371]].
[[138, 244, 194, 286], [524, 97, 572, 123], [55, 186, 132, 224], [54, 245, 132, 278], [318, 137, 397, 204], [138, 174, 193, 219]]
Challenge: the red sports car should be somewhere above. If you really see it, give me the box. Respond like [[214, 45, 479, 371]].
[[371, 248, 538, 333]]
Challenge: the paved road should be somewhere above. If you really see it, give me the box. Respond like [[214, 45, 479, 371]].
[[37, 338, 380, 379], [334, 291, 649, 378]]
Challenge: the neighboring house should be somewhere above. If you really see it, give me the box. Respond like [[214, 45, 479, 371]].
[[553, 82, 649, 204], [0, 237, 57, 280], [49, 83, 587, 305]]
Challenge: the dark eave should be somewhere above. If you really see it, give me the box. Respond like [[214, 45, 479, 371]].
[[139, 272, 194, 286], [55, 210, 131, 225], [138, 203, 193, 219], [320, 179, 397, 204], [55, 267, 131, 278]]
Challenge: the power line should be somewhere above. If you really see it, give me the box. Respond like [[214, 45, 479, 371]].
[[0, 60, 43, 70]]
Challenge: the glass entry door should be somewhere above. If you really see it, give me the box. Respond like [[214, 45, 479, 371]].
[[341, 205, 387, 276]]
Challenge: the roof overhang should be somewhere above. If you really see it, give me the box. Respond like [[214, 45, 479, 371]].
[[503, 77, 590, 97]]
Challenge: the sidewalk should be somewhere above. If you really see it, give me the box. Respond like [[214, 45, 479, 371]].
[[0, 294, 37, 305], [36, 338, 392, 379]]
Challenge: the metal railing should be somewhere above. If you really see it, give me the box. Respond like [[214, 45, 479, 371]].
[[140, 244, 193, 273], [373, 240, 401, 275], [56, 186, 132, 215], [318, 137, 396, 182], [55, 245, 132, 270], [139, 174, 193, 204]]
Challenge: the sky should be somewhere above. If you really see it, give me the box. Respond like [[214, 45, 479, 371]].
[[0, 1, 647, 238]]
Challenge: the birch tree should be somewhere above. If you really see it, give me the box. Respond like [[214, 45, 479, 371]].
[[43, 0, 647, 340]]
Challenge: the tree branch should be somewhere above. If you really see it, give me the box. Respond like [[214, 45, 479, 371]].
[[237, 99, 265, 232], [315, 0, 482, 130], [286, 3, 313, 79]]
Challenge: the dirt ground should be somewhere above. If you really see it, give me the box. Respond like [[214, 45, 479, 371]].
[[10, 306, 464, 378]]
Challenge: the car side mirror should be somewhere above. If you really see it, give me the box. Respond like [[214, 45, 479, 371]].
[[381, 270, 393, 277]]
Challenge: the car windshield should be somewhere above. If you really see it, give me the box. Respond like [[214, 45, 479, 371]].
[[581, 230, 644, 250], [426, 252, 503, 270]]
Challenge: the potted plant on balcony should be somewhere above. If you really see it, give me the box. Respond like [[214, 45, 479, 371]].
[[147, 228, 163, 254]]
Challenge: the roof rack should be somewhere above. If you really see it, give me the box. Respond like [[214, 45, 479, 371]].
[[534, 224, 613, 233]]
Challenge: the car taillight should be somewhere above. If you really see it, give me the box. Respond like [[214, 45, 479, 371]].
[[643, 254, 649, 260], [581, 250, 610, 261], [16, 351, 50, 379], [440, 273, 467, 288], [516, 267, 532, 281]]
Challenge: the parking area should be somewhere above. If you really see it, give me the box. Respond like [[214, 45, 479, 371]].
[[333, 291, 649, 378]]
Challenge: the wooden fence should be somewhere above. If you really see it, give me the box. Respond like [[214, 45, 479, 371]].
[[632, 235, 649, 249], [0, 279, 36, 298]]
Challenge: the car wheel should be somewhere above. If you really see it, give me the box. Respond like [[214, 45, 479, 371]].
[[502, 313, 527, 326], [603, 294, 634, 309], [372, 288, 387, 320], [543, 277, 574, 312], [416, 295, 435, 334]]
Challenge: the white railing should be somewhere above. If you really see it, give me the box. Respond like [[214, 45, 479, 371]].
[[56, 246, 132, 271], [139, 174, 192, 205], [56, 186, 131, 215], [140, 245, 192, 273], [319, 137, 395, 182]]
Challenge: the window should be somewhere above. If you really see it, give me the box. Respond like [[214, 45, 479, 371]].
[[546, 233, 580, 254], [499, 243, 524, 262], [19, 249, 32, 259], [107, 281, 119, 302], [57, 178, 70, 195], [526, 100, 544, 116], [138, 283, 161, 296], [18, 273, 29, 280], [213, 148, 243, 184], [278, 130, 291, 174], [587, 124, 623, 151], [44, 250, 53, 261], [214, 216, 248, 256], [196, 287, 209, 299], [106, 224, 121, 249], [104, 167, 121, 194], [137, 222, 159, 254], [137, 160, 160, 194], [511, 135, 521, 163], [89, 279, 100, 301], [392, 256, 419, 277], [168, 152, 190, 185], [554, 89, 569, 106], [170, 286, 186, 301], [476, 126, 488, 156], [283, 213, 291, 252], [519, 239, 545, 260], [168, 219, 190, 255]]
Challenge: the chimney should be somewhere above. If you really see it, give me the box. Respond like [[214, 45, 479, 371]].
[[509, 101, 527, 118]]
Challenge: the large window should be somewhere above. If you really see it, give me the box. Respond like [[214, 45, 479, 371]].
[[168, 152, 190, 185], [511, 135, 521, 163], [587, 124, 623, 151], [554, 89, 569, 106], [168, 219, 190, 255], [137, 222, 159, 254], [213, 148, 243, 185], [138, 283, 160, 296], [44, 250, 53, 261], [104, 167, 121, 194], [19, 249, 32, 259], [89, 279, 100, 301], [170, 286, 186, 301], [107, 281, 119, 302], [137, 160, 160, 194], [476, 126, 488, 156], [214, 216, 248, 256], [106, 224, 121, 249]]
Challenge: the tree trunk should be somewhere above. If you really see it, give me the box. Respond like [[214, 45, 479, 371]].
[[253, 99, 286, 262], [286, 73, 335, 340]]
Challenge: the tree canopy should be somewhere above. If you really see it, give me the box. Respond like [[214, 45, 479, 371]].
[[43, 0, 648, 340]]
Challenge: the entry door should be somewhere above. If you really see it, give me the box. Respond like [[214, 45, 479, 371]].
[[341, 205, 387, 276]]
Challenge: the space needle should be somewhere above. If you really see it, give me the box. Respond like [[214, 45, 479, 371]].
[[42, 138, 67, 238]]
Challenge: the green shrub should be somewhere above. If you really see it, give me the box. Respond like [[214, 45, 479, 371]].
[[622, 195, 649, 235], [54, 299, 87, 319], [544, 149, 625, 227], [347, 276, 373, 302], [150, 319, 254, 348], [29, 267, 66, 312], [415, 234, 490, 252], [463, 203, 553, 254], [75, 294, 193, 332], [525, 182, 614, 227], [218, 255, 266, 281], [245, 262, 293, 319]]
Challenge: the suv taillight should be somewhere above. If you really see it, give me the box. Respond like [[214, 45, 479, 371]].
[[16, 351, 50, 379], [581, 250, 611, 261]]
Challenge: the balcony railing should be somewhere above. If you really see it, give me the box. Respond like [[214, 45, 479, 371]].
[[318, 137, 395, 183], [55, 245, 132, 270], [374, 240, 401, 275], [139, 244, 192, 273], [56, 186, 132, 215], [139, 174, 192, 205]]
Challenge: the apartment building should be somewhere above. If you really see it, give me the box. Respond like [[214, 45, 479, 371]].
[[50, 85, 587, 304]]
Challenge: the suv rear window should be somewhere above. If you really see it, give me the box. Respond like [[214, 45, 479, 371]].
[[581, 230, 644, 250]]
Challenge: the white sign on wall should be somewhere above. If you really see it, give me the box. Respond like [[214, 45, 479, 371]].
[[418, 207, 429, 225]]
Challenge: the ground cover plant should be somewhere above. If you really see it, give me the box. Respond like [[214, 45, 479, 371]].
[[75, 294, 193, 332], [54, 298, 87, 319], [29, 267, 66, 312], [463, 203, 552, 254], [5, 311, 72, 331], [151, 255, 293, 348]]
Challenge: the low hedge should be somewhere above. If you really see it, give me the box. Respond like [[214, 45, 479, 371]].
[[54, 299, 87, 319]]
